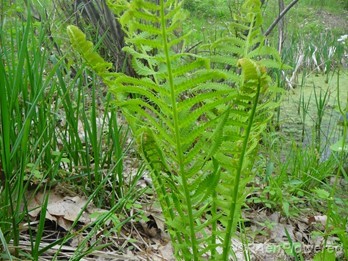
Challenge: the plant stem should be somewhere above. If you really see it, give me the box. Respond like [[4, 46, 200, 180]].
[[160, 1, 198, 259], [222, 78, 262, 260]]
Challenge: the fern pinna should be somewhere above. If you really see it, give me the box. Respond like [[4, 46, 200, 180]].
[[67, 0, 282, 259]]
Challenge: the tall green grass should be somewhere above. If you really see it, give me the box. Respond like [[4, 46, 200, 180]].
[[0, 10, 56, 257], [0, 5, 143, 260]]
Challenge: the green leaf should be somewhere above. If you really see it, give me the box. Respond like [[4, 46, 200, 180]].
[[312, 188, 330, 200], [313, 249, 336, 261]]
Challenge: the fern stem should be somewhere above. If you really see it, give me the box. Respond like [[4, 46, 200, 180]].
[[244, 13, 256, 57], [159, 1, 198, 259], [142, 139, 185, 251], [222, 80, 262, 260], [211, 179, 218, 258]]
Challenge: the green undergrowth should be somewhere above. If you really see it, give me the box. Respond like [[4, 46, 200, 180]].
[[184, 0, 347, 74], [249, 68, 348, 259], [0, 4, 146, 260]]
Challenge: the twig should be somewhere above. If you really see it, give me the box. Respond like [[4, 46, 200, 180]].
[[185, 41, 203, 53], [264, 0, 299, 37]]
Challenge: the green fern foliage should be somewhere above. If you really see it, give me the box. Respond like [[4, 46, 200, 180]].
[[67, 0, 282, 259]]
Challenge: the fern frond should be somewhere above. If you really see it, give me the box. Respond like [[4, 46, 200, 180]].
[[68, 0, 283, 259]]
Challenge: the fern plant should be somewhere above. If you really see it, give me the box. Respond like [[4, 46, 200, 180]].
[[67, 0, 283, 259]]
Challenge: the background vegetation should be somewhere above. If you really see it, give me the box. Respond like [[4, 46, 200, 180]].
[[0, 0, 347, 260]]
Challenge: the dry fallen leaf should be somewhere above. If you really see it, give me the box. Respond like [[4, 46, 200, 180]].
[[308, 215, 327, 227], [156, 242, 175, 261], [26, 190, 102, 231], [47, 196, 91, 223], [141, 215, 161, 238]]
